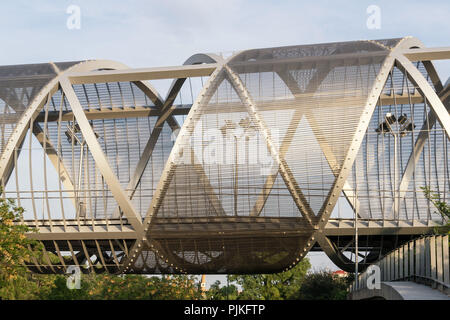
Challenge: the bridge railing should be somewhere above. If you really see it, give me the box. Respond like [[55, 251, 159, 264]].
[[350, 234, 450, 295]]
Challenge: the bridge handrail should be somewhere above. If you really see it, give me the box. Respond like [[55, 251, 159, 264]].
[[350, 234, 450, 295]]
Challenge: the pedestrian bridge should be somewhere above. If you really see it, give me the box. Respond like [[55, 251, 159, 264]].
[[349, 235, 450, 300], [349, 281, 449, 300], [1, 37, 449, 274]]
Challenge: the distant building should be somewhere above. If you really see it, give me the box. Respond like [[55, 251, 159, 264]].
[[332, 270, 348, 278]]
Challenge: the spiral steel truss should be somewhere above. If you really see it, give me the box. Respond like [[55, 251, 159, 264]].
[[0, 37, 449, 274]]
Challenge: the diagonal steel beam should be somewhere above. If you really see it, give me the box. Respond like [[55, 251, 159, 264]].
[[391, 60, 449, 215], [120, 64, 229, 273], [0, 87, 76, 201], [395, 55, 450, 138], [0, 61, 132, 195], [313, 54, 396, 229], [111, 55, 226, 219], [224, 65, 315, 226], [275, 68, 361, 216], [67, 64, 217, 84], [59, 76, 144, 235]]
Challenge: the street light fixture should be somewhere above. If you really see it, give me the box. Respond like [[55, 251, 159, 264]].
[[220, 117, 258, 216], [375, 112, 415, 220], [65, 121, 100, 219]]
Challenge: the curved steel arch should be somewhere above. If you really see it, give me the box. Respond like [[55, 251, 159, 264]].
[[122, 53, 233, 273], [314, 37, 450, 271], [126, 38, 411, 273], [313, 37, 429, 271], [122, 53, 229, 273], [1, 37, 448, 274]]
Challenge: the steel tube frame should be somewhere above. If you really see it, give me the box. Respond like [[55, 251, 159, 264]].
[[1, 38, 448, 274]]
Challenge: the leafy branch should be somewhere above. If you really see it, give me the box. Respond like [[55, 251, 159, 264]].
[[421, 186, 450, 235], [421, 186, 450, 219]]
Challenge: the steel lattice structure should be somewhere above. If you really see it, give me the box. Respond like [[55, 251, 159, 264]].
[[0, 37, 449, 274]]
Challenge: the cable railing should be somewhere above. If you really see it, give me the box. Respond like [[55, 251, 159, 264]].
[[350, 234, 450, 295]]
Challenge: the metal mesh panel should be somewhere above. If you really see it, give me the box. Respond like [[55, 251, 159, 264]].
[[32, 84, 171, 220], [0, 62, 80, 156], [229, 43, 387, 216], [346, 64, 449, 222], [130, 236, 308, 274], [72, 81, 155, 110], [145, 40, 391, 273], [2, 39, 448, 274]]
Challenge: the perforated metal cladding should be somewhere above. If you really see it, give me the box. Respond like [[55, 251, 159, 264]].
[[72, 81, 155, 110], [228, 42, 388, 216], [372, 38, 403, 49], [36, 83, 172, 220], [145, 40, 391, 273], [0, 62, 79, 155], [346, 63, 449, 221], [128, 236, 308, 274]]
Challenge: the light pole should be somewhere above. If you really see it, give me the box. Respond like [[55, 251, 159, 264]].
[[220, 120, 239, 216], [376, 113, 415, 220], [220, 118, 258, 216], [65, 121, 100, 219]]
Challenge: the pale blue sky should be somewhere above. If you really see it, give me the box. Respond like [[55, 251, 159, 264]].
[[1, 0, 448, 286], [0, 1, 448, 75]]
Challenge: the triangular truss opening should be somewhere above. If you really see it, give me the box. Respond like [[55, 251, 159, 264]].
[[345, 64, 449, 221]]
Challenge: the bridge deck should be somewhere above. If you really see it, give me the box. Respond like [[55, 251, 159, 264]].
[[349, 281, 450, 300], [25, 217, 444, 240]]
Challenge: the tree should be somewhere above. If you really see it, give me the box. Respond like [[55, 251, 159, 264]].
[[421, 186, 450, 235], [228, 258, 311, 300], [88, 274, 203, 300], [206, 280, 239, 300], [296, 270, 350, 300], [43, 274, 92, 300], [0, 195, 43, 299], [40, 274, 203, 300]]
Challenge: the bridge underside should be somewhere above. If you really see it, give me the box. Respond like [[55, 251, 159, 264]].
[[26, 218, 442, 274]]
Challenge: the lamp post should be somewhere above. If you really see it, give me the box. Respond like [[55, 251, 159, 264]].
[[220, 117, 258, 216], [220, 120, 238, 216], [376, 113, 415, 220], [65, 121, 100, 219]]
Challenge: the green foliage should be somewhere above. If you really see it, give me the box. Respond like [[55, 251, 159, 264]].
[[296, 270, 350, 300], [421, 187, 450, 235], [39, 274, 203, 300], [0, 195, 43, 299], [206, 280, 239, 300], [90, 274, 203, 300], [228, 258, 311, 300], [421, 187, 450, 219], [0, 189, 204, 300], [0, 192, 350, 301]]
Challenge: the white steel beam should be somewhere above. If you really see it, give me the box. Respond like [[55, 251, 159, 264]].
[[59, 76, 144, 235], [395, 54, 450, 138], [67, 64, 218, 84], [401, 47, 450, 61], [224, 65, 315, 226]]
